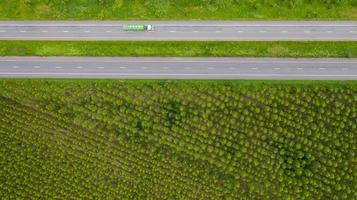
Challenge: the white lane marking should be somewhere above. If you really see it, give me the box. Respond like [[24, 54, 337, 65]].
[[119, 66, 127, 69], [0, 36, 355, 40], [273, 67, 281, 70], [0, 30, 6, 33], [281, 31, 288, 33], [2, 24, 355, 27], [106, 30, 112, 33], [41, 30, 48, 33], [12, 66, 19, 69], [251, 67, 258, 70], [33, 66, 40, 69], [75, 66, 83, 69], [20, 30, 27, 33], [342, 68, 349, 70], [350, 31, 356, 33], [84, 30, 91, 33], [96, 66, 104, 69], [304, 30, 311, 33], [55, 66, 62, 69], [2, 72, 356, 78], [259, 30, 266, 33], [327, 31, 333, 33], [215, 31, 222, 33], [237, 31, 244, 33], [319, 67, 326, 70], [62, 30, 69, 33], [193, 31, 199, 33], [169, 31, 176, 33], [297, 67, 304, 70]]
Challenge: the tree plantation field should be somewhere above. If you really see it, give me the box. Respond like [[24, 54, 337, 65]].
[[0, 0, 356, 20], [0, 79, 356, 199]]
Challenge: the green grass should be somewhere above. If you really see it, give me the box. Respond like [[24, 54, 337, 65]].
[[0, 79, 356, 199], [0, 0, 356, 20], [1, 41, 357, 58]]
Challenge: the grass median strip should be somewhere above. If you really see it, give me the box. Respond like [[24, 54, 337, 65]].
[[0, 1, 356, 20], [0, 41, 356, 58]]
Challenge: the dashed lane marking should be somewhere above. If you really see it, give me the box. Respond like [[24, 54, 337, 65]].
[[3, 73, 355, 78]]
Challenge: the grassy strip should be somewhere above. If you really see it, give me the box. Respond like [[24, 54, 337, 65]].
[[1, 41, 356, 58], [0, 1, 356, 20]]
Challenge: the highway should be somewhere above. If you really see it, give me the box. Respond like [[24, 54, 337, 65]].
[[0, 57, 356, 80], [0, 21, 356, 41]]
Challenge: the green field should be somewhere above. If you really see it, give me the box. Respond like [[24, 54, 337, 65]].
[[0, 79, 355, 199], [1, 41, 357, 58], [0, 0, 356, 20]]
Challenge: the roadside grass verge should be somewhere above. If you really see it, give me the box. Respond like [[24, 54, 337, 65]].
[[0, 1, 356, 20], [0, 41, 356, 58]]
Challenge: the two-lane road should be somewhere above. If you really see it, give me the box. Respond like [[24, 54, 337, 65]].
[[0, 21, 356, 80], [0, 57, 356, 80], [0, 21, 356, 41]]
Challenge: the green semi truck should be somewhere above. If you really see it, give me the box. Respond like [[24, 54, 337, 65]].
[[122, 24, 154, 31]]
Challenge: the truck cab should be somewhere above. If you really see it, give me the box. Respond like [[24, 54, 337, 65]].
[[146, 25, 154, 31]]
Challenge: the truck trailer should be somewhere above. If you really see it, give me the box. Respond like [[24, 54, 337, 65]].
[[122, 24, 154, 31]]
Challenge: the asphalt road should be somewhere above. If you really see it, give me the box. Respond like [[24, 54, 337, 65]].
[[0, 57, 356, 80], [0, 21, 356, 41]]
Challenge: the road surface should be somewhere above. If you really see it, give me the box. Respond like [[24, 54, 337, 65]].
[[0, 21, 356, 41], [0, 57, 356, 80]]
